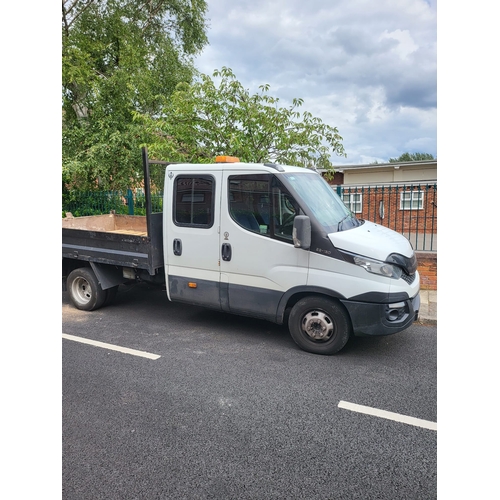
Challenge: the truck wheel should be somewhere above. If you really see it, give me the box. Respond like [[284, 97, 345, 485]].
[[104, 285, 119, 306], [288, 297, 352, 355], [67, 268, 106, 311]]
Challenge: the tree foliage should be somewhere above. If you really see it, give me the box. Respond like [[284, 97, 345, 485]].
[[136, 67, 346, 173], [62, 0, 208, 190], [389, 152, 436, 163]]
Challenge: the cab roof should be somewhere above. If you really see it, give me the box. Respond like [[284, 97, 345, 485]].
[[166, 160, 317, 175]]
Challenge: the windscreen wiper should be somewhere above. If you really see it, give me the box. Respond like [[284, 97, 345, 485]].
[[337, 213, 351, 231]]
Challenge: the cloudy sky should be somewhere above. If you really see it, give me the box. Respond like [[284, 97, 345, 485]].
[[194, 0, 437, 166]]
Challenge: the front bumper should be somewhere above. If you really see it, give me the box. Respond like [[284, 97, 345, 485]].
[[341, 292, 420, 337]]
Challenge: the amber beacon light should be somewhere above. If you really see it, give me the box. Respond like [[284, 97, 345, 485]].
[[215, 155, 240, 163]]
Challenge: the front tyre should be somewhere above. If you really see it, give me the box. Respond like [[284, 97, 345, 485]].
[[67, 268, 106, 311], [288, 297, 352, 355]]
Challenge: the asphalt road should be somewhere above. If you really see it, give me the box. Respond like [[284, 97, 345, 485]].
[[62, 282, 437, 500]]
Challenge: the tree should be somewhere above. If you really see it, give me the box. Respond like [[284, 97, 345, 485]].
[[136, 67, 346, 174], [389, 152, 436, 163], [62, 0, 208, 190]]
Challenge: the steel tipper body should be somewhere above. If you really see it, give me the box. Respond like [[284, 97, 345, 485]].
[[62, 149, 167, 310], [62, 213, 164, 274], [62, 213, 165, 310]]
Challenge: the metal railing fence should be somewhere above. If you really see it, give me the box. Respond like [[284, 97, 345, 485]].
[[62, 182, 437, 252], [337, 183, 437, 252], [62, 189, 163, 217]]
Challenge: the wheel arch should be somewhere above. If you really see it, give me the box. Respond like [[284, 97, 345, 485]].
[[276, 286, 350, 325], [63, 259, 127, 292]]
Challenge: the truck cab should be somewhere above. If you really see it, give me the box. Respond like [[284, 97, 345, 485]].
[[163, 155, 420, 355]]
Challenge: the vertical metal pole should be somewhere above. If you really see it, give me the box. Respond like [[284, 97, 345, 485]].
[[423, 184, 429, 251], [414, 184, 419, 251], [393, 186, 397, 231], [142, 147, 152, 237], [363, 186, 367, 220], [387, 185, 392, 230], [379, 186, 387, 226], [431, 184, 437, 251], [399, 185, 404, 239], [127, 189, 134, 215]]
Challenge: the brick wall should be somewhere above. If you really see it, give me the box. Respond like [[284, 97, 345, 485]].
[[339, 184, 438, 235], [416, 251, 437, 290]]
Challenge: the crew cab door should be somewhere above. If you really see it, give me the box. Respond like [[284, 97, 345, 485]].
[[219, 171, 310, 321], [164, 169, 223, 309]]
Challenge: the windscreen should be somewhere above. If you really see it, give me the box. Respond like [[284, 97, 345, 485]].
[[283, 172, 358, 233]]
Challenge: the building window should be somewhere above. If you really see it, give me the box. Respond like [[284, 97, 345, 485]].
[[343, 193, 362, 213], [400, 190, 424, 210]]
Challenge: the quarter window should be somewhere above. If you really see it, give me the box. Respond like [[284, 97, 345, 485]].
[[174, 176, 215, 227]]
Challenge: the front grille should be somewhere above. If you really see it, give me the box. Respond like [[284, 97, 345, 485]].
[[401, 271, 416, 285]]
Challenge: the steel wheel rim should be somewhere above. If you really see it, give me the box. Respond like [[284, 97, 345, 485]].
[[71, 276, 93, 306], [301, 310, 334, 342]]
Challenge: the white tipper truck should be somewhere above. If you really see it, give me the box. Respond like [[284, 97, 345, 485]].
[[62, 148, 420, 355]]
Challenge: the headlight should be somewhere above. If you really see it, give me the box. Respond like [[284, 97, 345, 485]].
[[349, 254, 403, 279]]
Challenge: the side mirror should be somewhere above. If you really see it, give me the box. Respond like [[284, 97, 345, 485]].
[[292, 216, 311, 250]]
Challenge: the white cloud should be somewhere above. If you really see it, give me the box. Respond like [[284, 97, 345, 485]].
[[380, 29, 419, 59], [195, 0, 437, 164]]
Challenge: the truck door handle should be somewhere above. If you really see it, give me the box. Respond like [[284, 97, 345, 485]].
[[221, 243, 232, 261], [173, 239, 182, 256]]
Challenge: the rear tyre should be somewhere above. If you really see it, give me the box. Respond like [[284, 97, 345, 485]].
[[288, 297, 352, 355], [67, 268, 106, 311], [104, 285, 119, 306]]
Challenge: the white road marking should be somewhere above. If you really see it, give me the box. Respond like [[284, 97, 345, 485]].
[[338, 400, 437, 431], [62, 333, 161, 360]]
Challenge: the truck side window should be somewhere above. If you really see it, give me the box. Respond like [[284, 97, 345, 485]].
[[229, 174, 271, 234], [228, 174, 300, 242], [174, 176, 215, 228], [272, 185, 298, 241]]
